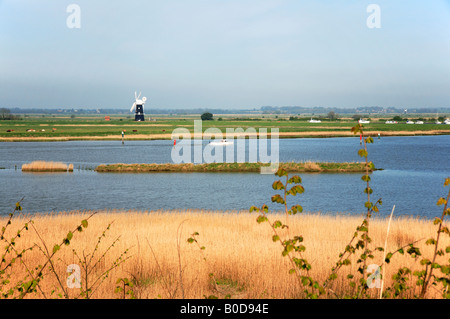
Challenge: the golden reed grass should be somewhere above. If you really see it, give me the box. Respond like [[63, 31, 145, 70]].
[[2, 209, 448, 299], [21, 161, 73, 172]]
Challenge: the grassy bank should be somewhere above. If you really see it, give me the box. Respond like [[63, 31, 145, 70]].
[[1, 209, 447, 299], [94, 161, 374, 173]]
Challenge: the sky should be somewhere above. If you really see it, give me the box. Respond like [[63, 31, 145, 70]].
[[0, 0, 449, 110]]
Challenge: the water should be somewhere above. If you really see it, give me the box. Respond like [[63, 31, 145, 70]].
[[0, 135, 448, 218]]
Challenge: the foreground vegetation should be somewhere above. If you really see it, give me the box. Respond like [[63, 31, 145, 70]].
[[1, 209, 448, 299], [94, 162, 373, 173]]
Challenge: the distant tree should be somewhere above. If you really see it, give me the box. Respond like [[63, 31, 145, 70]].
[[0, 108, 11, 120], [352, 114, 360, 121], [393, 115, 402, 121], [0, 108, 20, 120], [201, 112, 213, 121], [327, 111, 338, 120]]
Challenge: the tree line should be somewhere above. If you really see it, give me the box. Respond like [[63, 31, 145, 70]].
[[0, 108, 21, 120]]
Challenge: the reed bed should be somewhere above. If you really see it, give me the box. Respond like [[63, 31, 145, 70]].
[[1, 209, 447, 299], [95, 161, 371, 173], [21, 161, 73, 172]]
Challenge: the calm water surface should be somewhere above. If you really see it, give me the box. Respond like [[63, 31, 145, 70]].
[[0, 135, 448, 218]]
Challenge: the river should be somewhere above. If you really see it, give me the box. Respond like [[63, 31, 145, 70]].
[[0, 135, 448, 218]]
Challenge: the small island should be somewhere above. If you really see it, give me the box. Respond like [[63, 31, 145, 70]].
[[95, 161, 376, 173]]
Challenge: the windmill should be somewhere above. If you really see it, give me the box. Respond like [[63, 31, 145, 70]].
[[130, 91, 147, 121]]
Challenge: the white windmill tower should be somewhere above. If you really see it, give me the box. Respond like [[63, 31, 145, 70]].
[[130, 91, 147, 121]]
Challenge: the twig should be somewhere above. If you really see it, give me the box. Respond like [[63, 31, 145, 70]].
[[146, 238, 173, 298], [176, 219, 189, 299], [380, 205, 395, 299]]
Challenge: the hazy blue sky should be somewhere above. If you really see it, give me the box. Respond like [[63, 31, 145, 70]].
[[1, 0, 449, 109]]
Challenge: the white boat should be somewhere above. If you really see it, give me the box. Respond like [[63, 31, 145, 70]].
[[308, 118, 321, 123], [435, 121, 442, 124], [444, 119, 450, 125], [406, 120, 414, 124], [358, 119, 370, 124], [415, 121, 424, 124], [209, 139, 234, 146], [385, 120, 398, 124]]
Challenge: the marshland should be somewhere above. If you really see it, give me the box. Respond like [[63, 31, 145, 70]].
[[2, 209, 448, 299], [94, 161, 372, 173], [1, 115, 449, 142], [0, 118, 449, 299]]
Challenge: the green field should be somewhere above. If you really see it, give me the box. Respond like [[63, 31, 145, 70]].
[[1, 114, 449, 140]]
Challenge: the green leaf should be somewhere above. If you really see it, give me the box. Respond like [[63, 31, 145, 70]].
[[271, 194, 285, 204], [275, 168, 288, 177], [272, 235, 280, 242], [287, 175, 302, 184], [52, 245, 60, 254], [358, 149, 368, 158], [249, 206, 259, 213], [290, 205, 303, 214], [351, 125, 361, 134], [66, 231, 73, 241], [81, 220, 88, 228], [420, 259, 431, 266], [441, 265, 450, 275], [288, 185, 304, 196], [364, 201, 373, 209], [444, 177, 450, 187], [272, 181, 285, 190], [256, 215, 268, 224], [385, 252, 393, 263], [302, 277, 310, 286], [273, 220, 283, 229], [437, 197, 447, 206]]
